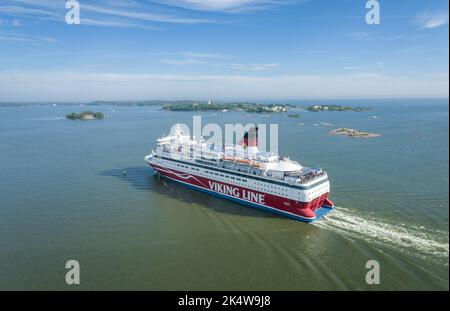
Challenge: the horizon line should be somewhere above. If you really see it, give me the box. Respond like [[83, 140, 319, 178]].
[[0, 97, 449, 105]]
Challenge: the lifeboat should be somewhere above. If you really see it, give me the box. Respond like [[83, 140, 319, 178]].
[[235, 158, 251, 164]]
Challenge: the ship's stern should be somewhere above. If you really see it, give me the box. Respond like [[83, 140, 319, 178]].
[[291, 177, 335, 223]]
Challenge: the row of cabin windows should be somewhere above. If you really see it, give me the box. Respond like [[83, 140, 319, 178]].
[[166, 159, 303, 199], [250, 181, 290, 197], [308, 185, 328, 197], [172, 161, 286, 196], [203, 170, 247, 183], [162, 155, 316, 192], [176, 163, 200, 172]]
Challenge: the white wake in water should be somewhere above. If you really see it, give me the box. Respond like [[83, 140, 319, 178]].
[[315, 207, 449, 261]]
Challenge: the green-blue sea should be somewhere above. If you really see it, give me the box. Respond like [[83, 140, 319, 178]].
[[0, 99, 448, 290]]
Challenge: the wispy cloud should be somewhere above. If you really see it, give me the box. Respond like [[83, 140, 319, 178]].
[[79, 18, 159, 29], [0, 17, 22, 27], [375, 61, 384, 69], [180, 51, 226, 59], [415, 11, 449, 29], [0, 0, 218, 28], [158, 51, 279, 71], [345, 31, 423, 42], [342, 66, 368, 71], [11, 18, 21, 26], [0, 32, 56, 43], [159, 58, 208, 65], [101, 0, 141, 8], [342, 61, 384, 71], [0, 0, 293, 29], [158, 51, 225, 65], [148, 0, 293, 13], [81, 4, 216, 24], [0, 4, 60, 18], [227, 62, 280, 71]]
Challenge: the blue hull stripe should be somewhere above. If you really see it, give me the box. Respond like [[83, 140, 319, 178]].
[[161, 174, 334, 223]]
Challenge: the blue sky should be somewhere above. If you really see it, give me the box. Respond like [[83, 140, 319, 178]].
[[0, 0, 448, 102]]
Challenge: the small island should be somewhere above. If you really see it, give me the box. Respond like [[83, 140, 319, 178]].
[[329, 128, 380, 138], [307, 105, 371, 112], [66, 111, 104, 120], [162, 101, 291, 113], [288, 114, 301, 118]]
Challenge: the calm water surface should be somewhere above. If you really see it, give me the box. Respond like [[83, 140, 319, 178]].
[[0, 99, 448, 290]]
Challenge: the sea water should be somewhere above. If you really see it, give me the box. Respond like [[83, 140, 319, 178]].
[[0, 99, 448, 290]]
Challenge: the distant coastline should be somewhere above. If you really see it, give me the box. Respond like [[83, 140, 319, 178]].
[[1, 99, 447, 109], [89, 101, 293, 113]]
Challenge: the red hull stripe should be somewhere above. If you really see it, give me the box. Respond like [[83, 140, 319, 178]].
[[150, 164, 329, 220]]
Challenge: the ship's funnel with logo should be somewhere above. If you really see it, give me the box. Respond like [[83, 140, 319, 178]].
[[238, 127, 259, 156]]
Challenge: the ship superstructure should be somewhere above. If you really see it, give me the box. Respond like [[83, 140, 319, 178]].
[[145, 126, 334, 222]]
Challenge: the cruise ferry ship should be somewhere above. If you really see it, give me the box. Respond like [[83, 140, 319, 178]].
[[145, 126, 335, 223]]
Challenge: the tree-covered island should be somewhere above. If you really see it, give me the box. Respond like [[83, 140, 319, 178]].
[[85, 100, 294, 113], [88, 100, 173, 107], [66, 111, 104, 120], [306, 105, 371, 112], [161, 102, 292, 113]]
